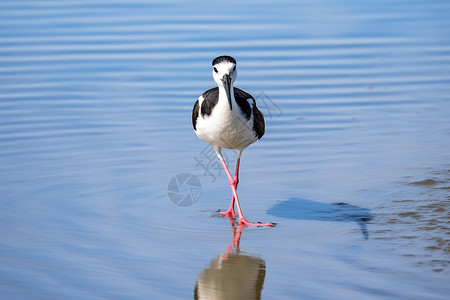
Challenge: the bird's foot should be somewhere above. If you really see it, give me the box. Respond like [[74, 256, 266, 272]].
[[218, 208, 235, 218], [238, 218, 276, 227]]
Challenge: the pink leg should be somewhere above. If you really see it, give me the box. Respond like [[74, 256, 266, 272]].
[[218, 157, 274, 227], [219, 158, 240, 218], [219, 196, 235, 218]]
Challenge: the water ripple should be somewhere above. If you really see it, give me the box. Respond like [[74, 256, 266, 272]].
[[1, 0, 450, 298]]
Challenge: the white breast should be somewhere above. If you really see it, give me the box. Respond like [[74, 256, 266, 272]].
[[195, 92, 257, 150]]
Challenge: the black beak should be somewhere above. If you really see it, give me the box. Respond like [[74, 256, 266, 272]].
[[222, 74, 232, 110]]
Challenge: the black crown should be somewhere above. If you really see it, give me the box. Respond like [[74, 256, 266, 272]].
[[212, 55, 236, 66]]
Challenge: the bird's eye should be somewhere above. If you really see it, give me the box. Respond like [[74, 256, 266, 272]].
[[213, 67, 218, 73], [232, 66, 236, 72]]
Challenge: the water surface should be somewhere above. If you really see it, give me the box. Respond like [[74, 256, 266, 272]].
[[1, 0, 450, 299]]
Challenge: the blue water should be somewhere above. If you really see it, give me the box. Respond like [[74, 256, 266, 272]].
[[1, 1, 450, 299]]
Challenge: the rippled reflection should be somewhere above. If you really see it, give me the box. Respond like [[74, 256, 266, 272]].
[[195, 219, 266, 300]]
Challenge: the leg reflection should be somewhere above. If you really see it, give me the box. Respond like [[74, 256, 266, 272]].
[[194, 217, 267, 300]]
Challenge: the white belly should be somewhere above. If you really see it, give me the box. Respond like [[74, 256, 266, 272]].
[[195, 95, 257, 150]]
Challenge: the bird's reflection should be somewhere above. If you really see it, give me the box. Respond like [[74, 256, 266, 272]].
[[268, 198, 373, 239], [194, 217, 266, 300]]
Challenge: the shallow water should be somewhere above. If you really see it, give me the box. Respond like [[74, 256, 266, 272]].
[[1, 0, 450, 299]]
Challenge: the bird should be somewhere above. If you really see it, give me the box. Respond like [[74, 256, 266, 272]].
[[192, 55, 274, 226]]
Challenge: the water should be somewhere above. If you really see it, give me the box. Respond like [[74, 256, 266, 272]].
[[1, 0, 450, 299]]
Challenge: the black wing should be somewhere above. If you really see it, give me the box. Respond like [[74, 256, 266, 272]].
[[193, 87, 220, 131], [200, 88, 219, 118], [192, 99, 199, 130], [252, 104, 265, 139], [235, 87, 265, 139], [234, 88, 252, 120]]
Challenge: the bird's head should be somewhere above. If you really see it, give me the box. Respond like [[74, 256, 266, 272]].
[[212, 56, 237, 110]]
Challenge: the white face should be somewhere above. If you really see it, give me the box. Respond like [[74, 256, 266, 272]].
[[212, 62, 237, 87]]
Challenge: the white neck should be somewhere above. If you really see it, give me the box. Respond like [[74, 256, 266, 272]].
[[217, 85, 235, 111]]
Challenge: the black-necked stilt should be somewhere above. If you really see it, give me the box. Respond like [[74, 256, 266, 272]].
[[192, 56, 274, 226]]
